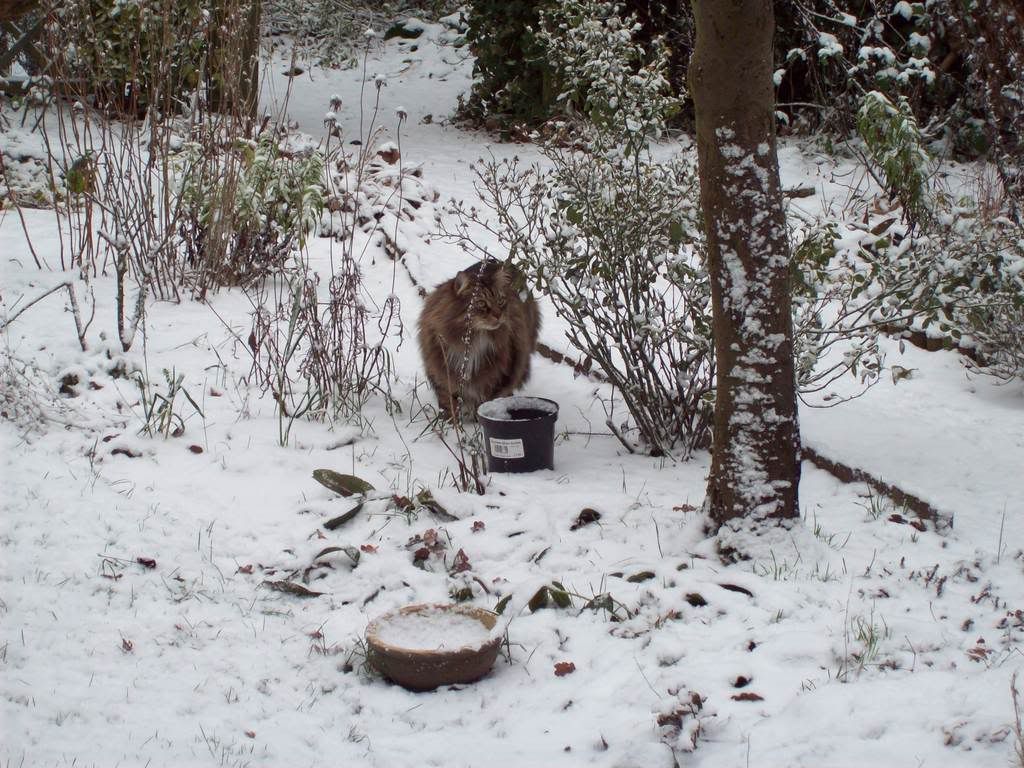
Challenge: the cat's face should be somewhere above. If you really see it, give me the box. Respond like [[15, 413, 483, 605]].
[[456, 267, 513, 332]]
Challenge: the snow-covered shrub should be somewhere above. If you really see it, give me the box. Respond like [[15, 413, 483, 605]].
[[958, 260, 1024, 383], [264, 0, 373, 67], [448, 0, 712, 458], [857, 91, 934, 227], [858, 207, 1024, 381], [245, 247, 399, 444], [462, 0, 684, 127], [264, 0, 463, 68], [785, 94, 936, 399], [520, 150, 713, 458], [41, 0, 209, 115], [0, 353, 82, 438], [0, 149, 61, 209], [175, 132, 325, 297], [243, 95, 407, 442], [853, 94, 1024, 379], [536, 0, 677, 149], [796, 87, 1024, 384], [798, 182, 1024, 385], [789, 224, 887, 400]]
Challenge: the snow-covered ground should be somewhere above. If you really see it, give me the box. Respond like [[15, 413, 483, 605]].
[[2, 20, 1023, 768]]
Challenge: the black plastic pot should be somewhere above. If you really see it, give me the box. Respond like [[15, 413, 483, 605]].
[[477, 396, 559, 473]]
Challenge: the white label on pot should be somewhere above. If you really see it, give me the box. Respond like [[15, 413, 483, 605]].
[[489, 437, 525, 459]]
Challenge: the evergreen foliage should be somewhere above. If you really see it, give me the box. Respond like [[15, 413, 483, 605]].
[[462, 0, 555, 123], [465, 0, 1024, 175]]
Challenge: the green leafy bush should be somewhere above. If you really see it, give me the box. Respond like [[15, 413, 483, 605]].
[[176, 133, 325, 295], [462, 0, 555, 124], [537, 0, 677, 143], [857, 91, 933, 227]]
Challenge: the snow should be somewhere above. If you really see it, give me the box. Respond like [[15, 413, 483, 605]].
[[817, 33, 843, 59], [908, 32, 931, 52], [369, 605, 494, 651], [1, 16, 1023, 768], [477, 396, 559, 421], [893, 2, 915, 21]]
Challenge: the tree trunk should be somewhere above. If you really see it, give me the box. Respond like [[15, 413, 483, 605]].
[[688, 0, 801, 546]]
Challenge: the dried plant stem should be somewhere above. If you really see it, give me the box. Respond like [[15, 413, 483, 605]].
[[0, 153, 46, 269], [1012, 672, 1024, 768], [65, 280, 93, 352], [115, 251, 148, 353], [1, 281, 92, 351]]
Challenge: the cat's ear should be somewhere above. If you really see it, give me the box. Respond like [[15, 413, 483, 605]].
[[455, 271, 473, 295]]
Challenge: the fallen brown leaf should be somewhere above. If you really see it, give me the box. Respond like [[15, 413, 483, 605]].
[[731, 692, 764, 702]]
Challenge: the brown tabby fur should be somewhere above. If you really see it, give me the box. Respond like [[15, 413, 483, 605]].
[[418, 260, 541, 418]]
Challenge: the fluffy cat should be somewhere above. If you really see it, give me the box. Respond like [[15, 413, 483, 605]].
[[418, 260, 540, 418]]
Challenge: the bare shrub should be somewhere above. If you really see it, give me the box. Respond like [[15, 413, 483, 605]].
[[33, 0, 206, 287], [243, 80, 416, 443], [445, 0, 712, 458], [427, 412, 487, 495], [22, 0, 268, 301], [446, 149, 714, 458], [244, 248, 398, 445]]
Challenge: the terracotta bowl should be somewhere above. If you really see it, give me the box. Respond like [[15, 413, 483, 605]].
[[365, 603, 502, 691]]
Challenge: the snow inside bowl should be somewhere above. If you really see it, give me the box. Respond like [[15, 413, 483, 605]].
[[365, 603, 502, 691], [477, 396, 558, 473]]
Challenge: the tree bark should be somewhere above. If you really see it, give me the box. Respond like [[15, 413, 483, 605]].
[[688, 0, 801, 543]]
